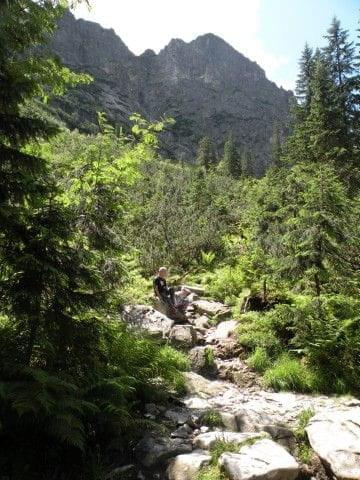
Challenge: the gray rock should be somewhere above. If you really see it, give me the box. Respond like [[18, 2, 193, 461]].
[[188, 346, 217, 377], [206, 319, 237, 343], [194, 431, 265, 450], [123, 305, 173, 338], [164, 409, 190, 426], [220, 412, 238, 432], [182, 285, 206, 296], [169, 325, 197, 347], [184, 372, 226, 398], [219, 438, 299, 480], [193, 300, 230, 318], [171, 424, 193, 439], [167, 450, 211, 480], [135, 435, 192, 468], [306, 408, 360, 479], [261, 425, 296, 452], [193, 315, 211, 330]]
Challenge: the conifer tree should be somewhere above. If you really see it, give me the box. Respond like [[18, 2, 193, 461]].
[[305, 57, 345, 164], [323, 17, 356, 147], [270, 125, 283, 167], [280, 163, 349, 296], [240, 150, 253, 177], [295, 43, 314, 116], [196, 136, 216, 171], [222, 135, 242, 178]]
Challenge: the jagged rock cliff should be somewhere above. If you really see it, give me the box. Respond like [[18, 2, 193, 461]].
[[50, 11, 293, 174]]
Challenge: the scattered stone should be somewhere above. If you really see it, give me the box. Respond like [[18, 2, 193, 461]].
[[183, 396, 212, 410], [164, 409, 189, 426], [135, 435, 192, 468], [169, 325, 197, 347], [220, 412, 238, 432], [235, 408, 275, 432], [206, 319, 237, 343], [306, 408, 360, 479], [200, 426, 210, 433], [194, 431, 265, 450], [184, 371, 226, 398], [193, 315, 211, 330], [188, 346, 217, 377], [182, 285, 206, 296], [261, 425, 296, 452], [167, 450, 211, 480], [144, 403, 161, 416], [219, 438, 299, 480], [193, 299, 230, 318], [171, 424, 193, 439], [123, 305, 173, 338]]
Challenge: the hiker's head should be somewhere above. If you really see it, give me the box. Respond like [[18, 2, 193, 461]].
[[158, 267, 168, 278]]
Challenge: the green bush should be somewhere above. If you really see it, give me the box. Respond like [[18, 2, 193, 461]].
[[291, 295, 360, 392], [208, 264, 245, 304], [263, 354, 316, 392], [247, 347, 271, 373], [236, 312, 283, 358]]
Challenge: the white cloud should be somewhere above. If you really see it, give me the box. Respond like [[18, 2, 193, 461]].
[[73, 0, 292, 88]]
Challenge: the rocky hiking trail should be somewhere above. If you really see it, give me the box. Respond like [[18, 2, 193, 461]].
[[122, 288, 360, 480]]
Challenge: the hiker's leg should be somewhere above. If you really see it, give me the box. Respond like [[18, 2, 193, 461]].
[[168, 287, 176, 306]]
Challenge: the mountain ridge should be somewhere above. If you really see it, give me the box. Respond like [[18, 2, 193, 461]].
[[49, 11, 293, 173]]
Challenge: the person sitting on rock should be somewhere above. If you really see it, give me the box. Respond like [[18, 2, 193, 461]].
[[153, 267, 191, 311], [153, 267, 176, 308]]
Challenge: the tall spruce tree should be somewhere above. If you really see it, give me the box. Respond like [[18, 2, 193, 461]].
[[270, 125, 283, 167], [196, 136, 216, 171], [279, 163, 349, 296], [323, 17, 356, 149], [305, 57, 345, 165], [295, 43, 314, 117], [222, 135, 242, 178], [0, 1, 97, 366]]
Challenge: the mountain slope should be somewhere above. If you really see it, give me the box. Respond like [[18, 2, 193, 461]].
[[50, 11, 292, 174]]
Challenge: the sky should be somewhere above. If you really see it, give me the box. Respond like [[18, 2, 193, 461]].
[[74, 0, 359, 91]]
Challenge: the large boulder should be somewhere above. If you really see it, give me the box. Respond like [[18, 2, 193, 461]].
[[182, 285, 206, 296], [194, 431, 264, 450], [167, 450, 211, 480], [193, 299, 230, 319], [192, 315, 211, 331], [123, 305, 173, 339], [306, 408, 360, 479], [184, 371, 226, 398], [219, 438, 299, 480], [169, 325, 197, 347], [206, 319, 237, 343], [188, 346, 217, 377], [135, 435, 192, 468]]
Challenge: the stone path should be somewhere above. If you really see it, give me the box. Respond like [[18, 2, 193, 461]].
[[123, 291, 360, 480]]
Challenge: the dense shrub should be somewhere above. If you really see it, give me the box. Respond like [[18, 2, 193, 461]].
[[263, 354, 317, 392]]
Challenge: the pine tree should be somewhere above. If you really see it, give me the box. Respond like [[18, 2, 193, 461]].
[[305, 57, 345, 165], [270, 125, 283, 167], [0, 1, 95, 364], [280, 163, 350, 296], [323, 17, 356, 149], [295, 43, 314, 116], [196, 136, 216, 171], [323, 17, 355, 88], [222, 135, 242, 178], [240, 150, 253, 177]]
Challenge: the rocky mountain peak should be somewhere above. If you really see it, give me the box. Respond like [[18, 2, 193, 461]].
[[50, 11, 292, 174]]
